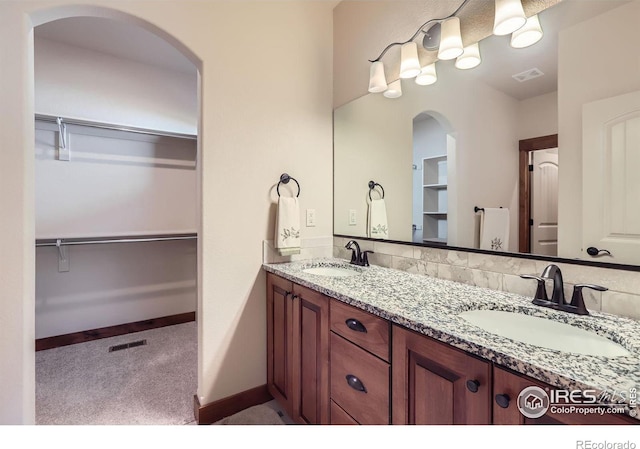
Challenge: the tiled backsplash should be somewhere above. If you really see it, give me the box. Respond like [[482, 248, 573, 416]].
[[263, 236, 334, 264], [333, 237, 640, 320]]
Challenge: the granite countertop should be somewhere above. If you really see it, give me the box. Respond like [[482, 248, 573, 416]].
[[263, 258, 640, 420]]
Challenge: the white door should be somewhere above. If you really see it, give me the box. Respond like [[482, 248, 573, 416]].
[[531, 148, 558, 256], [583, 90, 640, 264]]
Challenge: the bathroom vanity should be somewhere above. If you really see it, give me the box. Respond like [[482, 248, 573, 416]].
[[264, 259, 639, 425]]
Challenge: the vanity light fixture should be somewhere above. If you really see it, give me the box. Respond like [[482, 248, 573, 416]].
[[368, 61, 388, 93], [415, 63, 437, 86], [399, 42, 422, 78], [493, 0, 527, 36], [455, 43, 481, 70], [383, 79, 402, 98], [510, 14, 543, 48], [438, 17, 464, 60], [366, 0, 544, 97]]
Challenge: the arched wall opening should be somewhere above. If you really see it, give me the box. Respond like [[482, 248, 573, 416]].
[[412, 111, 457, 246], [27, 4, 203, 424]]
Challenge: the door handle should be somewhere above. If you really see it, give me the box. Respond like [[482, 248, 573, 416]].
[[586, 247, 611, 257]]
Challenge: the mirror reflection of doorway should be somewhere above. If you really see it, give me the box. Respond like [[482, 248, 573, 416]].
[[518, 134, 559, 256], [531, 148, 559, 256], [412, 112, 456, 245]]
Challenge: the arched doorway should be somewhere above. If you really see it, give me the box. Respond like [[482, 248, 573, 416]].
[[412, 111, 457, 246], [30, 6, 202, 425]]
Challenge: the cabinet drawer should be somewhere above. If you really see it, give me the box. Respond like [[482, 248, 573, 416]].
[[330, 332, 390, 424], [330, 400, 359, 425], [330, 299, 390, 361]]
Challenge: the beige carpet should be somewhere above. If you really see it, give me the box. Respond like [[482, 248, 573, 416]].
[[214, 404, 286, 425], [36, 322, 197, 425]]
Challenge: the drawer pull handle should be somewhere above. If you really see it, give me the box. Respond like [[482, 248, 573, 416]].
[[466, 379, 480, 393], [495, 394, 511, 409], [345, 319, 367, 333], [345, 374, 367, 393]]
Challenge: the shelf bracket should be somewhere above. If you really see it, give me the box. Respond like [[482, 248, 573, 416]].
[[56, 117, 70, 161], [56, 239, 70, 272]]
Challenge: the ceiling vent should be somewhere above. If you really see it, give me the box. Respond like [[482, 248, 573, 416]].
[[512, 68, 544, 82]]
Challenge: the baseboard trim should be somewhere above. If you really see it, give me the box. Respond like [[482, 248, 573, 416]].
[[35, 311, 196, 351], [193, 384, 273, 425]]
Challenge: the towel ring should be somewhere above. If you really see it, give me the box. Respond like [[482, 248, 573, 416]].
[[368, 181, 385, 201], [277, 173, 300, 197]]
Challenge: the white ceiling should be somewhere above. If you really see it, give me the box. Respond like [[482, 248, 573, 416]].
[[34, 16, 196, 75], [442, 0, 630, 100], [33, 1, 629, 100]]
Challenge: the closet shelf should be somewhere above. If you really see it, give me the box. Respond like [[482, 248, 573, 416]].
[[35, 232, 197, 247], [35, 114, 197, 141]]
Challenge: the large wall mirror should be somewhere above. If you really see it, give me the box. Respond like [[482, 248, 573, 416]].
[[334, 0, 640, 267]]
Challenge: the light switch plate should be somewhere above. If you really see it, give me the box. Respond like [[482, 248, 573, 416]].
[[306, 209, 316, 227], [349, 209, 357, 225]]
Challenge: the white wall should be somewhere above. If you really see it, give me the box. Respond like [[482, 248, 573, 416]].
[[557, 1, 640, 259], [36, 240, 196, 338], [517, 91, 558, 140], [0, 0, 334, 424], [35, 38, 197, 134], [334, 70, 520, 251]]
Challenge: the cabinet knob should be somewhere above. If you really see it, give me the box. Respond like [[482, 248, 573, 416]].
[[495, 394, 511, 409], [466, 379, 480, 393], [345, 374, 367, 393], [345, 318, 367, 333]]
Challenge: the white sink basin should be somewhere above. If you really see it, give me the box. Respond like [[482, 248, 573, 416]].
[[459, 309, 630, 357], [302, 266, 360, 277]]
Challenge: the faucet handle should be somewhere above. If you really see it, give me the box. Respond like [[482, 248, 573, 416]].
[[569, 284, 608, 316], [361, 250, 374, 267], [520, 274, 549, 304]]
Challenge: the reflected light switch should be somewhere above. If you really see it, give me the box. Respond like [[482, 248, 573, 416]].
[[349, 209, 357, 226]]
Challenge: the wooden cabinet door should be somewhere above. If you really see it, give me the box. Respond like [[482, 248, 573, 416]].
[[392, 325, 491, 425], [266, 274, 294, 418], [292, 284, 330, 424], [493, 367, 637, 425]]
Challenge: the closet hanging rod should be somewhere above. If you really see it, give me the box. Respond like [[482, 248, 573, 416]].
[[35, 114, 197, 141], [35, 233, 197, 247]]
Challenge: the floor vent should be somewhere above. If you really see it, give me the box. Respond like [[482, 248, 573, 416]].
[[109, 339, 147, 352]]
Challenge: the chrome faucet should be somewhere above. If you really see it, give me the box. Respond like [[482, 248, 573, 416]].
[[541, 264, 565, 306], [345, 240, 373, 267]]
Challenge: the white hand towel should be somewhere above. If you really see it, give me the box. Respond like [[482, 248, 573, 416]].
[[275, 196, 301, 256], [479, 208, 510, 251], [368, 198, 389, 239]]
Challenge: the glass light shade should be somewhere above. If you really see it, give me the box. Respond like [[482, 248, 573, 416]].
[[455, 43, 481, 70], [510, 14, 543, 48], [368, 61, 388, 93], [415, 63, 437, 85], [493, 0, 526, 36], [383, 79, 402, 98], [438, 17, 464, 60], [399, 42, 421, 78]]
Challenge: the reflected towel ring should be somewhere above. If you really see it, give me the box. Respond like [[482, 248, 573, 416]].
[[277, 173, 300, 197], [368, 181, 385, 201], [474, 206, 502, 213]]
